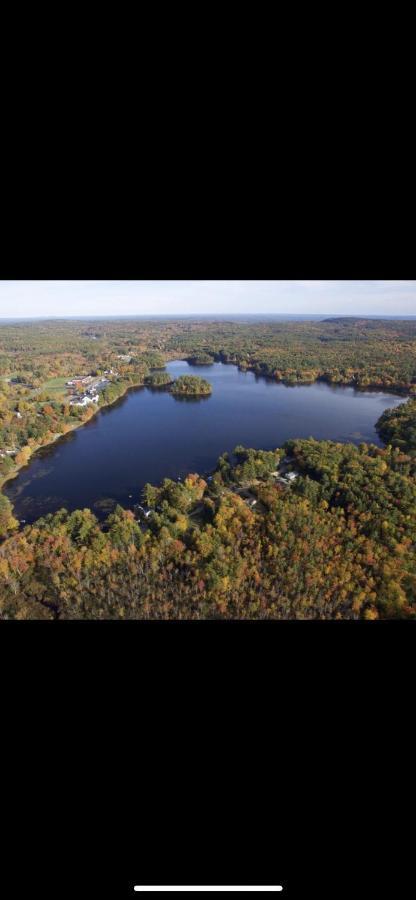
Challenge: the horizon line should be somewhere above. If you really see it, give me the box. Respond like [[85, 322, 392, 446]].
[[1, 312, 416, 320]]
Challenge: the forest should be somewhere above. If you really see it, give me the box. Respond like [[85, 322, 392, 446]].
[[0, 316, 416, 619], [376, 398, 416, 452], [170, 375, 212, 395], [166, 317, 416, 391], [187, 353, 215, 365], [145, 371, 174, 388]]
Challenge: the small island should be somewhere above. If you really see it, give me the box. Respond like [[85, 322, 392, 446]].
[[171, 375, 212, 396], [187, 353, 215, 366], [145, 372, 174, 388]]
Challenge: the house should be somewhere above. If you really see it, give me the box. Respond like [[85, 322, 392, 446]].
[[89, 379, 110, 394], [66, 375, 94, 388], [274, 472, 299, 487], [70, 394, 94, 407], [136, 505, 152, 519]]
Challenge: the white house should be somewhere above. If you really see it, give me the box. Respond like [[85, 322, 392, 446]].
[[70, 395, 93, 407], [72, 392, 100, 407], [70, 397, 89, 407]]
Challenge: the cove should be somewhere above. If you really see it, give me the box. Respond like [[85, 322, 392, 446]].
[[4, 360, 405, 524]]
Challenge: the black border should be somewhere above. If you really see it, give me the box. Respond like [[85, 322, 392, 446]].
[[1, 185, 414, 897]]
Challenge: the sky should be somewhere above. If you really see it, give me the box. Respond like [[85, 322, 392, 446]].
[[0, 281, 415, 318]]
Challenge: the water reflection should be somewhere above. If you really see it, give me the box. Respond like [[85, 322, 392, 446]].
[[146, 385, 174, 395], [170, 392, 212, 403]]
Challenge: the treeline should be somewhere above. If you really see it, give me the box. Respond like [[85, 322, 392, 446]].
[[145, 372, 174, 387], [376, 398, 416, 453], [187, 353, 215, 365], [165, 318, 416, 392], [1, 432, 415, 619], [2, 318, 416, 394]]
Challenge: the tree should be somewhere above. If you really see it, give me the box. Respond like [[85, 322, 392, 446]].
[[0, 494, 18, 537], [15, 446, 32, 467]]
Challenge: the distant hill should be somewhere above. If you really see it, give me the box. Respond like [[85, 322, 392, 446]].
[[323, 316, 416, 323]]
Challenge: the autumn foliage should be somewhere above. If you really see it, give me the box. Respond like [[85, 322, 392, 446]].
[[1, 317, 416, 619], [1, 438, 415, 619]]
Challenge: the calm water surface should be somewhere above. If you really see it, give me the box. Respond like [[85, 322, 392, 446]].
[[5, 361, 404, 523]]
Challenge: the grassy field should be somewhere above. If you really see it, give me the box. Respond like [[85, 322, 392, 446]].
[[37, 376, 69, 398]]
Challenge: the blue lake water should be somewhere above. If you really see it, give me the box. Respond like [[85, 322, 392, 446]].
[[4, 361, 405, 523]]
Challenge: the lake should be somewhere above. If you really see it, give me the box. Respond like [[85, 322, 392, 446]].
[[4, 361, 405, 523]]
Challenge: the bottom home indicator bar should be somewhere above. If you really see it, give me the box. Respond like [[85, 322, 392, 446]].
[[134, 888, 283, 893]]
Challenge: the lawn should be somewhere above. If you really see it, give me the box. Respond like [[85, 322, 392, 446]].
[[36, 377, 69, 398]]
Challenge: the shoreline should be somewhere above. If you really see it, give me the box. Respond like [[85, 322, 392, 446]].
[[2, 363, 409, 494], [229, 360, 413, 396], [0, 377, 147, 501], [1, 359, 411, 533]]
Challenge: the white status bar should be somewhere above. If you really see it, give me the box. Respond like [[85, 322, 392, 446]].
[[134, 888, 283, 892]]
